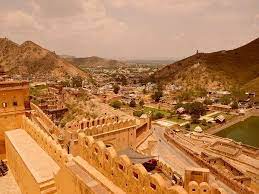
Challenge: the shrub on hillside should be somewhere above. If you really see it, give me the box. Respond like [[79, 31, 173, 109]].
[[133, 110, 144, 117], [110, 100, 122, 109], [152, 111, 164, 120], [129, 99, 137, 107]]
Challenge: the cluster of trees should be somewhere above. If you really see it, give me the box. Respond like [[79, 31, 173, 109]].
[[133, 109, 164, 120], [151, 90, 163, 102], [129, 99, 144, 108], [176, 102, 206, 123], [151, 85, 163, 102], [177, 87, 207, 101], [72, 76, 83, 88], [114, 74, 127, 86]]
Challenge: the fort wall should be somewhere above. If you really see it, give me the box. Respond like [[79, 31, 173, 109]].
[[0, 81, 29, 159], [30, 102, 61, 136], [65, 117, 138, 153], [21, 116, 73, 167], [77, 133, 226, 194], [164, 132, 255, 194], [5, 133, 43, 194], [9, 105, 227, 194], [67, 116, 120, 131]]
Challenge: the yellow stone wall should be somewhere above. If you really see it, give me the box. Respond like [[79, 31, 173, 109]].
[[0, 81, 29, 158], [21, 114, 227, 194], [92, 126, 136, 150], [2, 97, 229, 194], [5, 133, 41, 194]]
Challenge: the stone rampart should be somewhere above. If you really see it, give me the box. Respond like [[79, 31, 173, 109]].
[[67, 116, 120, 131], [21, 116, 73, 167], [19, 105, 227, 194], [78, 133, 226, 194], [84, 119, 136, 136], [164, 132, 255, 194], [30, 102, 60, 136]]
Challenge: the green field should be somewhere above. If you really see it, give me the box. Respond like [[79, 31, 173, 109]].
[[216, 116, 259, 148]]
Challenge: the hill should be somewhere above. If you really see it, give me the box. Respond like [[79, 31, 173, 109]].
[[152, 38, 259, 91], [64, 56, 126, 69], [0, 38, 89, 80]]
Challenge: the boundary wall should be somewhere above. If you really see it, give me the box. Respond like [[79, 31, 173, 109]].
[[164, 132, 255, 194], [78, 133, 226, 194]]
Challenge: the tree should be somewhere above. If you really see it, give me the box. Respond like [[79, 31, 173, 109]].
[[139, 99, 145, 107], [133, 110, 144, 117], [195, 87, 207, 97], [129, 99, 137, 107], [185, 123, 191, 130], [110, 100, 122, 109], [61, 80, 70, 87], [178, 90, 193, 101], [185, 102, 206, 123], [231, 87, 246, 101], [191, 114, 200, 124], [204, 98, 213, 105], [151, 90, 163, 102], [152, 111, 164, 120], [220, 95, 231, 105], [175, 103, 184, 110], [231, 101, 239, 109], [72, 76, 83, 87], [113, 84, 120, 94], [201, 119, 207, 126], [188, 102, 206, 116]]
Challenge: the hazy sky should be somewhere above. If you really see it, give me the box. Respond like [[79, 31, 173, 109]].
[[0, 0, 258, 59]]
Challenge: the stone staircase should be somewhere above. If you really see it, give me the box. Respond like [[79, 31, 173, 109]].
[[40, 180, 57, 194]]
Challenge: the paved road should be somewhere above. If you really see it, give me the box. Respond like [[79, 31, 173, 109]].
[[152, 125, 199, 175], [151, 125, 236, 194]]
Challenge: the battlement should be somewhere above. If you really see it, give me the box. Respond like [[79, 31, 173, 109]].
[[21, 116, 73, 167], [84, 119, 137, 136], [165, 132, 256, 194], [66, 116, 120, 131], [77, 133, 226, 194], [30, 102, 61, 137], [3, 101, 228, 194]]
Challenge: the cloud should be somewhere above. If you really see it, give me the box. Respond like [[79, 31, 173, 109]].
[[1, 10, 42, 33], [109, 0, 215, 14], [0, 0, 258, 58]]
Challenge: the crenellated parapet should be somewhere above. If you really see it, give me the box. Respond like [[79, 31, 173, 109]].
[[84, 118, 137, 136], [11, 103, 228, 194], [21, 115, 73, 167], [77, 133, 226, 194], [165, 132, 256, 194], [30, 102, 61, 136], [16, 114, 227, 194], [66, 115, 120, 131]]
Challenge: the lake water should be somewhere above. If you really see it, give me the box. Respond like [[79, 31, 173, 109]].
[[216, 116, 259, 148]]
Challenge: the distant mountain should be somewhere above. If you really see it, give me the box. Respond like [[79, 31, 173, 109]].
[[64, 56, 126, 68], [152, 38, 259, 92], [0, 38, 89, 80], [125, 59, 175, 65]]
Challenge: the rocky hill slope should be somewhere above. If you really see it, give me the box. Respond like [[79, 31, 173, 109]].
[[64, 56, 126, 68], [152, 38, 259, 91], [0, 38, 89, 80]]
